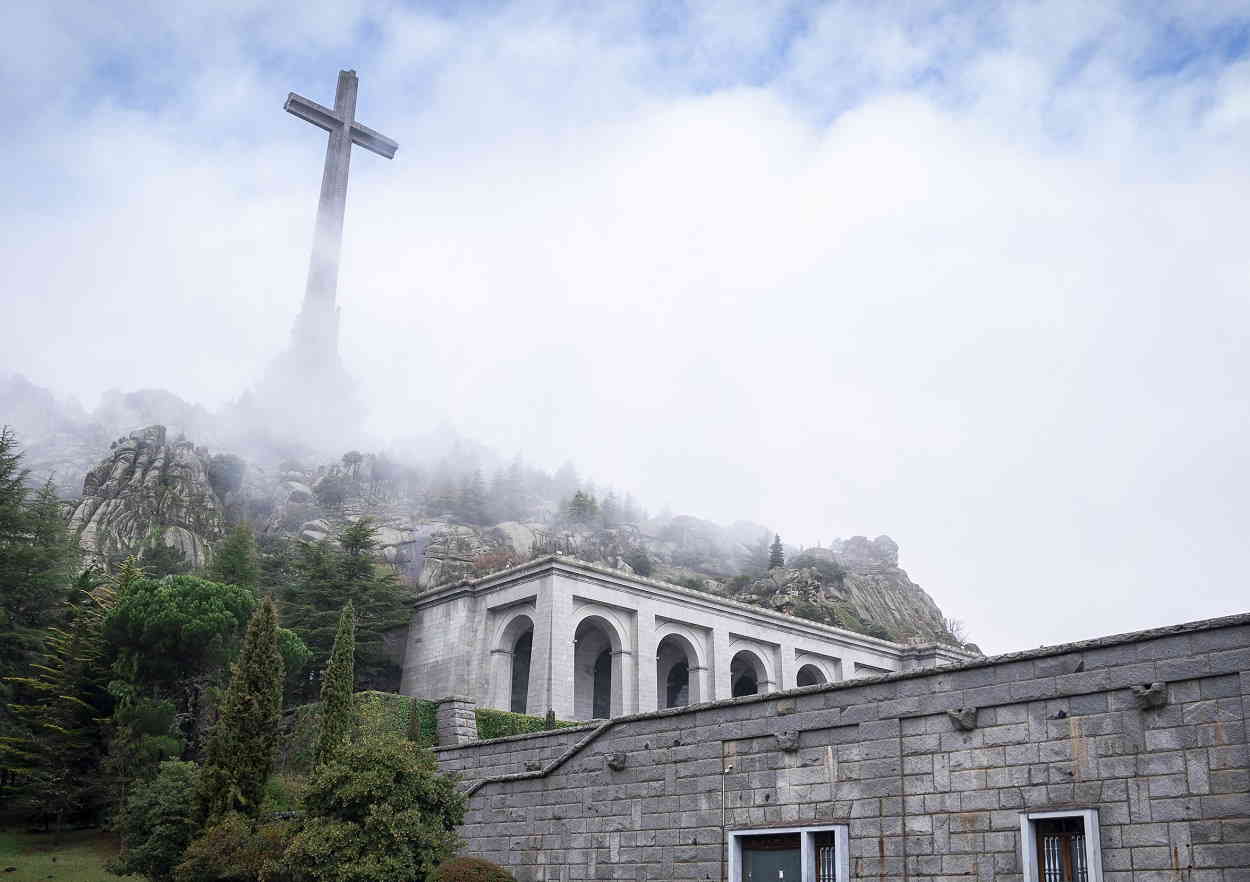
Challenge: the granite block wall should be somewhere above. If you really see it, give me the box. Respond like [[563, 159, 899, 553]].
[[433, 613, 1250, 881]]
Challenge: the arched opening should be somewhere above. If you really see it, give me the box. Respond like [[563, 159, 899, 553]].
[[495, 613, 535, 713], [796, 664, 827, 688], [593, 650, 612, 719], [731, 650, 766, 697], [574, 617, 619, 720], [656, 633, 701, 709], [666, 660, 689, 708], [510, 630, 533, 713]]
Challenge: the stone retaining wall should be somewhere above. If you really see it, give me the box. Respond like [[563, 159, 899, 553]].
[[433, 613, 1250, 881]]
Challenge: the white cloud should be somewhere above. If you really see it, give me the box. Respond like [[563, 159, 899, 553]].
[[3, 0, 1249, 653]]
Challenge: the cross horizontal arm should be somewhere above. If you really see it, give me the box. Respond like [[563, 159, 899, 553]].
[[285, 92, 341, 132], [350, 121, 399, 159]]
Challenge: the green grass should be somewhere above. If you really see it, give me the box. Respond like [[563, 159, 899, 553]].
[[0, 827, 122, 881]]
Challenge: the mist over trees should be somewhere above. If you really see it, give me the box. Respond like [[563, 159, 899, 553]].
[[0, 426, 470, 880]]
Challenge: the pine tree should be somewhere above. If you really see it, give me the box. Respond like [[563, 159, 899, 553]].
[[601, 491, 620, 528], [0, 429, 77, 722], [503, 458, 526, 521], [566, 491, 599, 525], [196, 595, 284, 822], [622, 493, 642, 525], [138, 534, 189, 577], [279, 520, 409, 699], [0, 579, 115, 832], [316, 601, 355, 766], [457, 469, 487, 525], [769, 534, 785, 570], [209, 523, 259, 590]]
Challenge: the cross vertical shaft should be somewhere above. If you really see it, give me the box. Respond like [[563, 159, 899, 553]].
[[285, 69, 397, 366], [306, 70, 358, 319]]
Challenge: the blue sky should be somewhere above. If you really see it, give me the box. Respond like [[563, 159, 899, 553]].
[[3, 0, 1250, 653]]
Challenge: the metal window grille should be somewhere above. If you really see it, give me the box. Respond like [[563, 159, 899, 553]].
[[815, 844, 836, 882], [812, 831, 837, 882], [1036, 818, 1088, 882]]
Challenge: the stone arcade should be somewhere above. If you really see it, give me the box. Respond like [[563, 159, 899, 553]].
[[430, 611, 1250, 882], [395, 555, 976, 721]]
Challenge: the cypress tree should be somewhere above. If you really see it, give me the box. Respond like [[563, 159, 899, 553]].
[[768, 534, 785, 570], [316, 601, 355, 766], [196, 595, 284, 822]]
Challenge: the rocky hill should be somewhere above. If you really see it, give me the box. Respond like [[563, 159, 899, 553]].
[[68, 426, 227, 569], [726, 537, 955, 642], [54, 421, 969, 647], [4, 376, 968, 646]]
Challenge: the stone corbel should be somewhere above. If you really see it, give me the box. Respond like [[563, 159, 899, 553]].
[[946, 707, 978, 731], [1131, 682, 1168, 710], [606, 752, 627, 771], [775, 730, 800, 753]]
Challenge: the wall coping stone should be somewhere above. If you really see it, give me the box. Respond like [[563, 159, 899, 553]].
[[433, 695, 476, 705]]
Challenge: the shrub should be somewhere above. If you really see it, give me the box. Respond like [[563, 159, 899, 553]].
[[474, 708, 575, 741], [174, 812, 297, 882], [279, 728, 465, 881], [622, 550, 652, 577], [280, 693, 438, 773], [790, 553, 846, 585], [110, 760, 201, 882], [260, 773, 308, 815], [432, 856, 517, 882]]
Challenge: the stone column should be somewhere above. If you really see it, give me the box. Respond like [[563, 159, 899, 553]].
[[489, 648, 512, 710], [711, 628, 733, 701], [612, 649, 635, 716], [537, 574, 576, 720], [435, 695, 478, 745], [691, 664, 711, 705], [778, 642, 797, 693], [636, 611, 659, 713]]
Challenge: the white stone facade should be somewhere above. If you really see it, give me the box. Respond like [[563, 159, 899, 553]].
[[398, 556, 974, 720]]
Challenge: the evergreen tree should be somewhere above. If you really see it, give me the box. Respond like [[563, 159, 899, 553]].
[[622, 493, 642, 525], [279, 520, 409, 700], [104, 574, 255, 700], [196, 595, 284, 822], [769, 534, 785, 570], [0, 579, 116, 831], [457, 469, 487, 525], [502, 458, 526, 521], [98, 558, 185, 816], [139, 535, 190, 578], [600, 491, 620, 528], [0, 429, 77, 722], [316, 602, 355, 766], [209, 523, 259, 590], [552, 461, 580, 500], [566, 491, 599, 525], [281, 723, 465, 882]]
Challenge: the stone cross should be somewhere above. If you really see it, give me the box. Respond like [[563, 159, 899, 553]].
[[285, 70, 398, 363]]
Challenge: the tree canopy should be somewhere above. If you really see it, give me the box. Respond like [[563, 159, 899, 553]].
[[278, 520, 409, 700], [104, 574, 256, 694]]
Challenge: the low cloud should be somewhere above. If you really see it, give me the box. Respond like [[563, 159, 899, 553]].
[[3, 1, 1249, 652]]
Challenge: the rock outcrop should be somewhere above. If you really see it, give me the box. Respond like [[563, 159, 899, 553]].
[[69, 425, 226, 568], [44, 411, 967, 647], [729, 536, 957, 644]]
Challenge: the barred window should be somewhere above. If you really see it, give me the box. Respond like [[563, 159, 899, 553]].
[[1020, 810, 1103, 882], [727, 825, 848, 882]]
